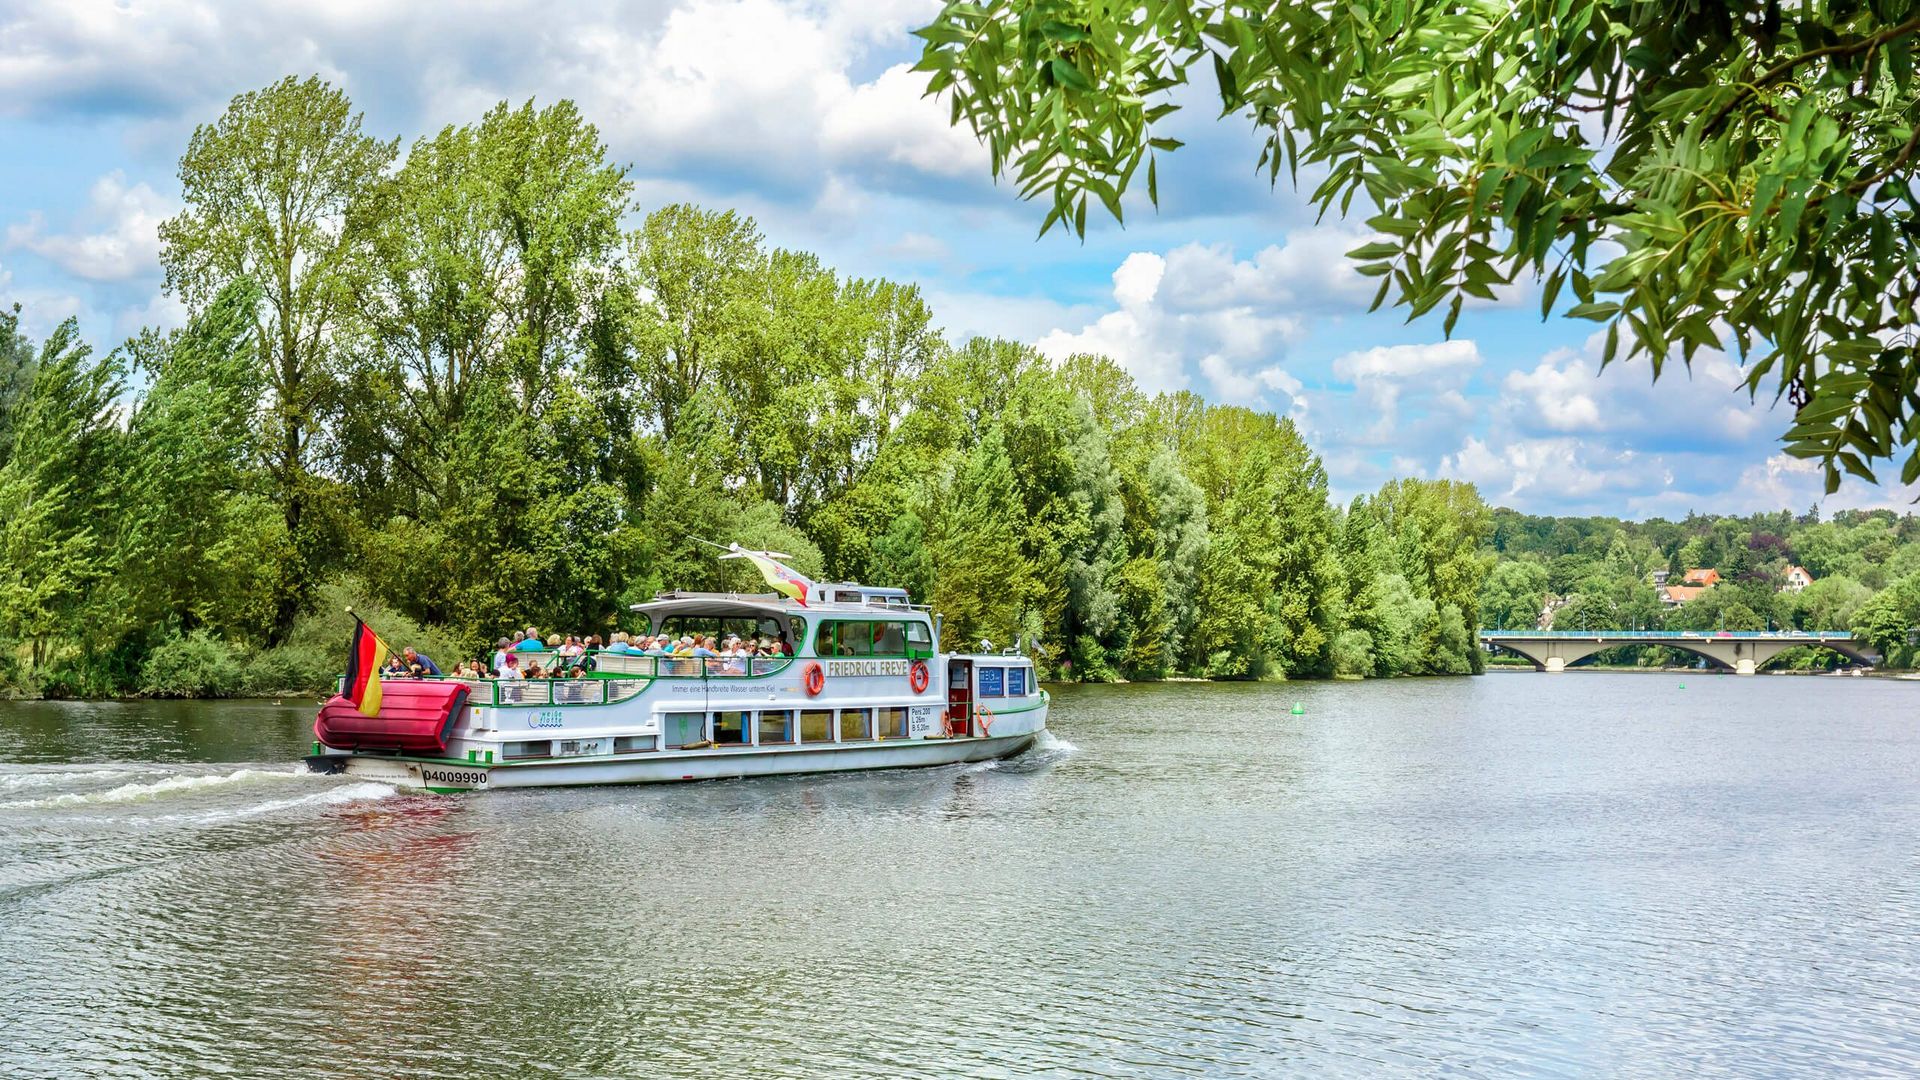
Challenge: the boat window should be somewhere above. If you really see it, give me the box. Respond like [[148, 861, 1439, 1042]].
[[800, 709, 833, 743], [504, 740, 551, 759], [818, 620, 926, 658], [839, 708, 872, 741], [821, 622, 870, 657], [614, 735, 655, 753], [834, 590, 863, 603], [758, 710, 794, 745], [1007, 667, 1026, 696], [663, 712, 706, 749], [714, 711, 749, 745], [877, 707, 908, 739], [978, 667, 1005, 697]]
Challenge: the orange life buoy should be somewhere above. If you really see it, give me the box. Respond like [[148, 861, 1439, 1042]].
[[803, 662, 825, 696], [909, 660, 930, 694], [974, 703, 994, 736]]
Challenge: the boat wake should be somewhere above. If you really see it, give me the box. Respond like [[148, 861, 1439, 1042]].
[[177, 781, 399, 824], [1033, 730, 1079, 754], [958, 729, 1079, 777], [0, 766, 301, 811], [0, 764, 400, 819]]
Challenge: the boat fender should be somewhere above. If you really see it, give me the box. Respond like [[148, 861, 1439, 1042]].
[[803, 662, 825, 696], [908, 660, 930, 694]]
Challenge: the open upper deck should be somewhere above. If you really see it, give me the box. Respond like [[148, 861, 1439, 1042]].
[[631, 582, 938, 656]]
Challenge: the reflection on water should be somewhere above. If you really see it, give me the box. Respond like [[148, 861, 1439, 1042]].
[[3, 678, 1920, 1077]]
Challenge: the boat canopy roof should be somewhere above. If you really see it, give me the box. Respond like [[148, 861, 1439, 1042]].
[[631, 587, 930, 623]]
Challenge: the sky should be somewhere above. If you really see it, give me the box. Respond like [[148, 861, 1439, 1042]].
[[1, 0, 1914, 518]]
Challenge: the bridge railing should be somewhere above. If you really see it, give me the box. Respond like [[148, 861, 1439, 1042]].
[[1478, 629, 1856, 639]]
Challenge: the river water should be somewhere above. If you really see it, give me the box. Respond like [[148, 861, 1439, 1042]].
[[2, 674, 1917, 1078]]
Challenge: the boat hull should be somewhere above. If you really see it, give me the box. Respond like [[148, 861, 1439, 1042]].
[[318, 731, 1040, 791]]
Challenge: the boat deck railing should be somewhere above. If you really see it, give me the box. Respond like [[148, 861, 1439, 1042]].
[[341, 654, 804, 708]]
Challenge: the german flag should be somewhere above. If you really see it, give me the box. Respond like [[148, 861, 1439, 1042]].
[[343, 615, 390, 718]]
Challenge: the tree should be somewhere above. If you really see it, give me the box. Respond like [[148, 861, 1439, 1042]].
[[159, 76, 398, 640], [0, 321, 125, 671], [120, 281, 287, 641], [624, 204, 765, 441], [0, 305, 35, 471], [1479, 560, 1551, 630], [917, 1, 1920, 490], [474, 99, 631, 413]]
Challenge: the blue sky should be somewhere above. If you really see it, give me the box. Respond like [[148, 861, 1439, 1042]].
[[2, 0, 1913, 516]]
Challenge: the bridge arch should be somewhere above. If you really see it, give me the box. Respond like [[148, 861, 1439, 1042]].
[[1485, 639, 1735, 672], [1478, 631, 1877, 674]]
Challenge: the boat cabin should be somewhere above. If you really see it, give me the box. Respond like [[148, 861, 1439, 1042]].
[[628, 587, 937, 660]]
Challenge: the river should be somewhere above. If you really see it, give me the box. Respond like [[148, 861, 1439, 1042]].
[[2, 674, 1917, 1077]]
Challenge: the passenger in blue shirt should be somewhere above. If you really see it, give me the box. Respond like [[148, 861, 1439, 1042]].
[[401, 647, 440, 677], [516, 626, 546, 652]]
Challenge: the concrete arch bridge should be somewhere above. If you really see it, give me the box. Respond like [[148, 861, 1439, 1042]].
[[1480, 629, 1877, 675]]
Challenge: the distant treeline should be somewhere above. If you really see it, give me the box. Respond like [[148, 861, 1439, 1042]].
[[0, 78, 1499, 698], [1480, 507, 1920, 668]]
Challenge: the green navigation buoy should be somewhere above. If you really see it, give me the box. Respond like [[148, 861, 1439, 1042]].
[[1678, 684, 1686, 689], [1290, 702, 1306, 715]]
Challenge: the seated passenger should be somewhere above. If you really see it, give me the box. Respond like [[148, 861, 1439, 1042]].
[[516, 628, 546, 652], [500, 653, 523, 679], [491, 637, 513, 673]]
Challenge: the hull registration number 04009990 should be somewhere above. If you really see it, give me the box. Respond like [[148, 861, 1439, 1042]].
[[417, 766, 489, 788]]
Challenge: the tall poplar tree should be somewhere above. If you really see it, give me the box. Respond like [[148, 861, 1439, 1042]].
[[159, 76, 397, 640], [0, 321, 124, 673]]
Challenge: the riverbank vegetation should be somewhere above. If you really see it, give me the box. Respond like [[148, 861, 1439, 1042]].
[[0, 78, 1492, 699], [1479, 508, 1920, 670]]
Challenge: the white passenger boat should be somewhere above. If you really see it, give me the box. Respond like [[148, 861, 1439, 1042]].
[[307, 563, 1048, 793]]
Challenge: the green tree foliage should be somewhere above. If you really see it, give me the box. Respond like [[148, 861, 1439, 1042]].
[[916, 1, 1920, 490], [1479, 560, 1551, 631], [2, 80, 1503, 696], [119, 280, 287, 643], [1483, 506, 1920, 670], [0, 305, 35, 471], [0, 321, 125, 675], [159, 75, 399, 640]]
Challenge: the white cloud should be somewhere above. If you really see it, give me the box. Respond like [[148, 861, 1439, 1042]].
[[114, 289, 187, 339], [880, 231, 950, 263], [923, 287, 1098, 348], [1497, 330, 1767, 446], [1198, 354, 1307, 410], [819, 62, 986, 178], [1, 1, 973, 206], [1326, 339, 1482, 444], [1031, 236, 1381, 401], [4, 171, 172, 282], [1331, 339, 1480, 381]]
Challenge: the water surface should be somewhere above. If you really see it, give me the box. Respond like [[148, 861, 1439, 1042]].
[[3, 674, 1918, 1077]]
